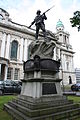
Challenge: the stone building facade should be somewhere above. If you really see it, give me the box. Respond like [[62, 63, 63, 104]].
[[55, 19, 76, 85], [0, 8, 76, 85]]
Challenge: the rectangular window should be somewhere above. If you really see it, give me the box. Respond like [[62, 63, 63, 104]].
[[7, 67, 13, 79], [14, 68, 19, 80]]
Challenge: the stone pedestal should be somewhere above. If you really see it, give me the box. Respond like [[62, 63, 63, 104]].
[[21, 70, 62, 98]]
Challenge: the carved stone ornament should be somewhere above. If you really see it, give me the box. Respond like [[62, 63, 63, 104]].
[[29, 40, 56, 59], [24, 55, 60, 72]]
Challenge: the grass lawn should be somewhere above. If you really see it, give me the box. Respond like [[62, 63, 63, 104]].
[[0, 95, 17, 120], [0, 95, 80, 120], [68, 95, 80, 103]]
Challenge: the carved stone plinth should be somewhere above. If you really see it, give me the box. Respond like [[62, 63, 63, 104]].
[[21, 69, 62, 98], [22, 56, 62, 98]]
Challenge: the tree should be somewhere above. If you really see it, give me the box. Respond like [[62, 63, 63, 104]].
[[70, 11, 80, 31]]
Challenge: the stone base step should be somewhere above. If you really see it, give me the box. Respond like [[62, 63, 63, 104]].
[[13, 98, 73, 110], [52, 108, 80, 120], [4, 104, 30, 120], [18, 95, 67, 103], [4, 95, 80, 120], [4, 103, 80, 120], [7, 101, 79, 117]]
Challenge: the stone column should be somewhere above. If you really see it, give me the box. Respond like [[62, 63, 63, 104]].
[[5, 34, 11, 59], [17, 44, 20, 61], [69, 56, 72, 72], [61, 54, 65, 71], [61, 52, 64, 69], [4, 64, 8, 80], [23, 39, 27, 61], [1, 33, 6, 57], [20, 38, 24, 62], [12, 67, 15, 80], [63, 54, 66, 70], [71, 56, 73, 71]]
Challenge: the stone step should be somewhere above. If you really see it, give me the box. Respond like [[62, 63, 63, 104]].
[[18, 95, 67, 103], [50, 107, 80, 120], [67, 115, 80, 120], [17, 95, 73, 106], [13, 98, 73, 110], [33, 108, 80, 120], [4, 103, 80, 120], [7, 101, 80, 117], [4, 103, 30, 120]]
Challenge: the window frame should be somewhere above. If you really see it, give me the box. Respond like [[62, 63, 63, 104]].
[[10, 40, 18, 60]]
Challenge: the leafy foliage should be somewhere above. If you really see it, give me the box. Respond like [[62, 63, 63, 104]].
[[70, 11, 80, 31]]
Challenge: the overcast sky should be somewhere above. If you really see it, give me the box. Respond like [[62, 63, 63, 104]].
[[0, 0, 80, 68]]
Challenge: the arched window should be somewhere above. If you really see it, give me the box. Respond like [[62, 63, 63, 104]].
[[11, 40, 18, 60]]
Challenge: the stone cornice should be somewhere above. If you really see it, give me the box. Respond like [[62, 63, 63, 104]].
[[0, 21, 35, 38]]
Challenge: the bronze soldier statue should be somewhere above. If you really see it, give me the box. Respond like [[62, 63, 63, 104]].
[[29, 10, 47, 40]]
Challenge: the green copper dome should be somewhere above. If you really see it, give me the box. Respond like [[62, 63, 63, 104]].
[[56, 19, 64, 28]]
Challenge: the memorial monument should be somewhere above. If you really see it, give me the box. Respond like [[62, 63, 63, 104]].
[[4, 8, 80, 120]]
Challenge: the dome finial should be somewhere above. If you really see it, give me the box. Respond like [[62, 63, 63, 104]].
[[56, 19, 64, 31]]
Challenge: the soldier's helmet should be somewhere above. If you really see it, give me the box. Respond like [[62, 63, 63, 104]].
[[36, 10, 41, 15]]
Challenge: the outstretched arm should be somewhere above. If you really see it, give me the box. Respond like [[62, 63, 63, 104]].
[[43, 13, 47, 20], [28, 20, 35, 28]]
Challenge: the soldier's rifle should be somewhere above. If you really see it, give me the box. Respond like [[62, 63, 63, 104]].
[[42, 5, 55, 15], [28, 5, 55, 28]]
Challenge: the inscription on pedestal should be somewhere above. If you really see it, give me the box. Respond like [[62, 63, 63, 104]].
[[42, 83, 57, 95]]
